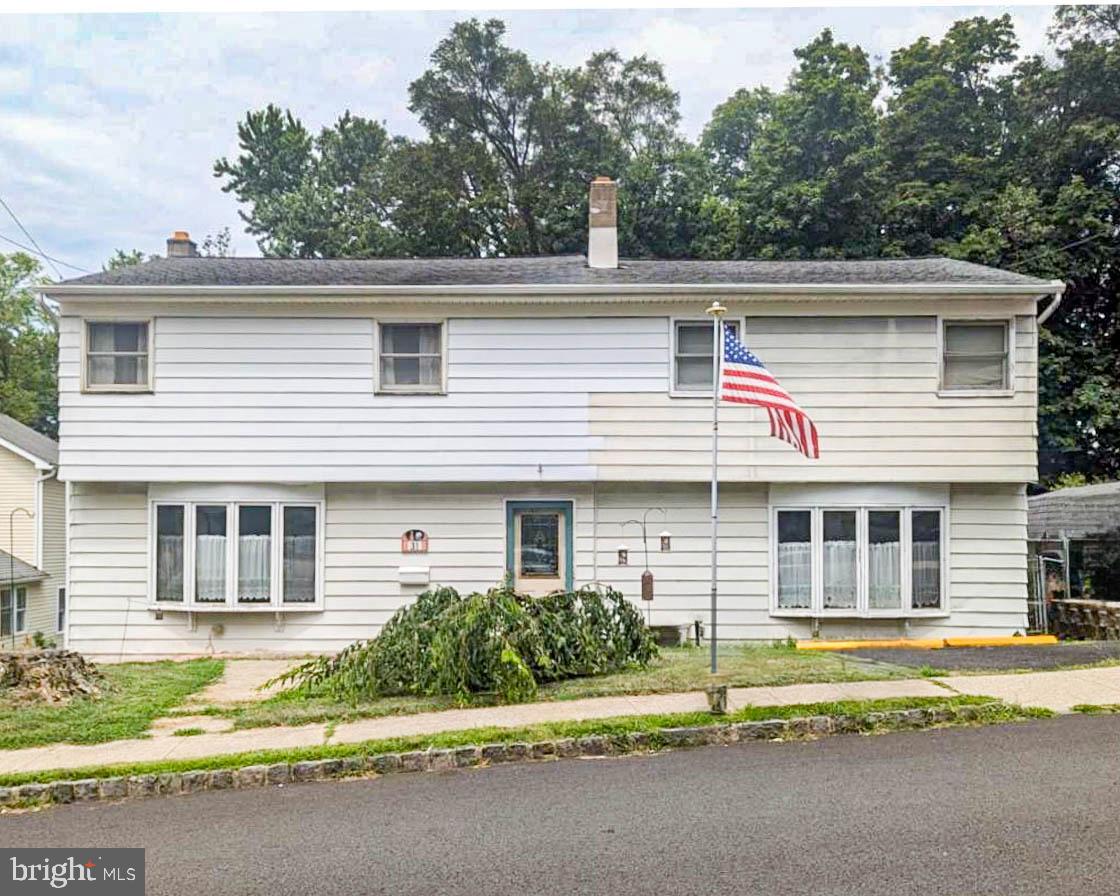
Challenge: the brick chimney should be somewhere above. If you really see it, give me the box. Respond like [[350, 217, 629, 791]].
[[166, 230, 198, 258], [587, 177, 618, 269]]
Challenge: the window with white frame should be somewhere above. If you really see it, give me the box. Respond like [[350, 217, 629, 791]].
[[378, 322, 443, 392], [153, 501, 321, 608], [671, 319, 739, 394], [1, 586, 27, 636], [85, 321, 150, 390], [772, 506, 946, 616], [941, 320, 1010, 392]]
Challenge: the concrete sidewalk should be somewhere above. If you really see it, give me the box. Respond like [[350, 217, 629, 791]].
[[3, 666, 1119, 777]]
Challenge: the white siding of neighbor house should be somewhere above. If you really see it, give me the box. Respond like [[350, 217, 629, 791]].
[[57, 300, 1036, 484], [65, 480, 1028, 659]]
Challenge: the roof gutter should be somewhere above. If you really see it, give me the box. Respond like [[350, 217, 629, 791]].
[[42, 280, 1065, 300], [1036, 284, 1066, 325]]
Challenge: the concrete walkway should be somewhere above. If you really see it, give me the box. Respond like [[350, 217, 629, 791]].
[[3, 665, 1119, 777]]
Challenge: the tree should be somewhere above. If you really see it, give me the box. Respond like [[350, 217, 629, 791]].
[[0, 253, 56, 437], [215, 106, 400, 257], [729, 30, 885, 258]]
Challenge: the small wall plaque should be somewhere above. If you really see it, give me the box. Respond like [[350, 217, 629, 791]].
[[401, 529, 429, 554]]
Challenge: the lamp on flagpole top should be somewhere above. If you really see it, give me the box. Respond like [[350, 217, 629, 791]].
[[705, 300, 727, 319]]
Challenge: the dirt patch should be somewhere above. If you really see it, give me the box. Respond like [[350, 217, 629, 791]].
[[845, 641, 1120, 672]]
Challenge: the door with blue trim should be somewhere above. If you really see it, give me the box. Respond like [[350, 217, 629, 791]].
[[509, 502, 571, 596]]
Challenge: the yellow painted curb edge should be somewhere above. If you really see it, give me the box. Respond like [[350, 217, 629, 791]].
[[797, 634, 1059, 651]]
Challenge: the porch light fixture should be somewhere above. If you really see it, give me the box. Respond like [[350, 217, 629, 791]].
[[617, 545, 629, 566], [659, 531, 672, 552]]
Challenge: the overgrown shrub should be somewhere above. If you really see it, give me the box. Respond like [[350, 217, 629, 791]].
[[275, 585, 657, 702]]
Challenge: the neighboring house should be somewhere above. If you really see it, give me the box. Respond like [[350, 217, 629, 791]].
[[1028, 481, 1120, 600], [43, 179, 1064, 659], [0, 413, 66, 646]]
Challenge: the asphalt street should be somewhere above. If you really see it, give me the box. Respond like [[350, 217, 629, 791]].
[[3, 715, 1119, 895]]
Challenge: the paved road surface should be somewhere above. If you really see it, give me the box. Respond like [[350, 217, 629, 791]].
[[849, 640, 1120, 671], [4, 716, 1119, 895]]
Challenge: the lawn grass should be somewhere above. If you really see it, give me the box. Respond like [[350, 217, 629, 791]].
[[209, 643, 908, 731], [0, 695, 1034, 788], [0, 659, 225, 750]]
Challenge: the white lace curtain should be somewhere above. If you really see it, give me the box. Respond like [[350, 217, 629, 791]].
[[779, 541, 939, 610], [823, 542, 857, 608], [283, 535, 316, 602], [912, 542, 941, 608], [196, 535, 227, 601], [238, 535, 271, 602], [157, 535, 184, 601], [777, 542, 811, 608], [869, 542, 901, 608]]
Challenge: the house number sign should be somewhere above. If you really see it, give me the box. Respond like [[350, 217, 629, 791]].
[[401, 529, 429, 553]]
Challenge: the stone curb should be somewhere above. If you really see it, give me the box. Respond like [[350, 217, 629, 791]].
[[0, 703, 1003, 810]]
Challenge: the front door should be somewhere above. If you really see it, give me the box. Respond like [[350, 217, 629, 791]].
[[507, 501, 572, 596]]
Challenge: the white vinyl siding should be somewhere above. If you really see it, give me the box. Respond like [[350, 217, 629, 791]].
[[57, 309, 1037, 484], [64, 480, 1028, 658]]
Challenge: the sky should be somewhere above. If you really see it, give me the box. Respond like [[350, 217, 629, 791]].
[[0, 5, 1059, 276]]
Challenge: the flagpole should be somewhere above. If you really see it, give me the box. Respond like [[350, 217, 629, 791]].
[[705, 300, 727, 675]]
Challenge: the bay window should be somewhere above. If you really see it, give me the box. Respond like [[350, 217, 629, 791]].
[[771, 505, 946, 616], [152, 501, 321, 609]]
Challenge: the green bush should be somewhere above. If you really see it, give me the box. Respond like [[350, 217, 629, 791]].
[[276, 585, 657, 702]]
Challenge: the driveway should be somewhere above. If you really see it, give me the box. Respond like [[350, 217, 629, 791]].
[[3, 715, 1117, 895]]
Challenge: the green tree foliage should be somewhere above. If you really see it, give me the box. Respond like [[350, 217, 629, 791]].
[[276, 584, 657, 702], [0, 253, 56, 437]]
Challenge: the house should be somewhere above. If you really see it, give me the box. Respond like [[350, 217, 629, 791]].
[[1028, 481, 1120, 601], [0, 413, 66, 646], [42, 179, 1064, 659]]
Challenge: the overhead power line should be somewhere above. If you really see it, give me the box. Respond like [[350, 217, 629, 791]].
[[0, 231, 92, 275], [0, 194, 66, 281]]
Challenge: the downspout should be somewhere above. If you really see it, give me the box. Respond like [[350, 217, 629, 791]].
[[1037, 286, 1065, 326], [34, 466, 56, 570]]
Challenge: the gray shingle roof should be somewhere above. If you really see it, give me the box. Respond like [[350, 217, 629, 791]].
[[0, 548, 46, 584], [53, 255, 1053, 289], [0, 413, 57, 466], [1028, 482, 1120, 540]]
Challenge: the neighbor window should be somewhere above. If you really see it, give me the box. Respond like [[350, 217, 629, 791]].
[[85, 321, 150, 390], [772, 506, 945, 616], [379, 322, 443, 392], [672, 320, 739, 393], [942, 321, 1010, 392], [152, 501, 321, 608], [57, 587, 67, 632], [1, 587, 27, 636]]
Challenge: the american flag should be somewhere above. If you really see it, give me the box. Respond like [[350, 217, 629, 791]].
[[720, 325, 820, 459]]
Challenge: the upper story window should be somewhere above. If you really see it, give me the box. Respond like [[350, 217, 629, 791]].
[[85, 321, 151, 391], [941, 320, 1011, 394], [671, 319, 739, 395], [378, 322, 444, 393]]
